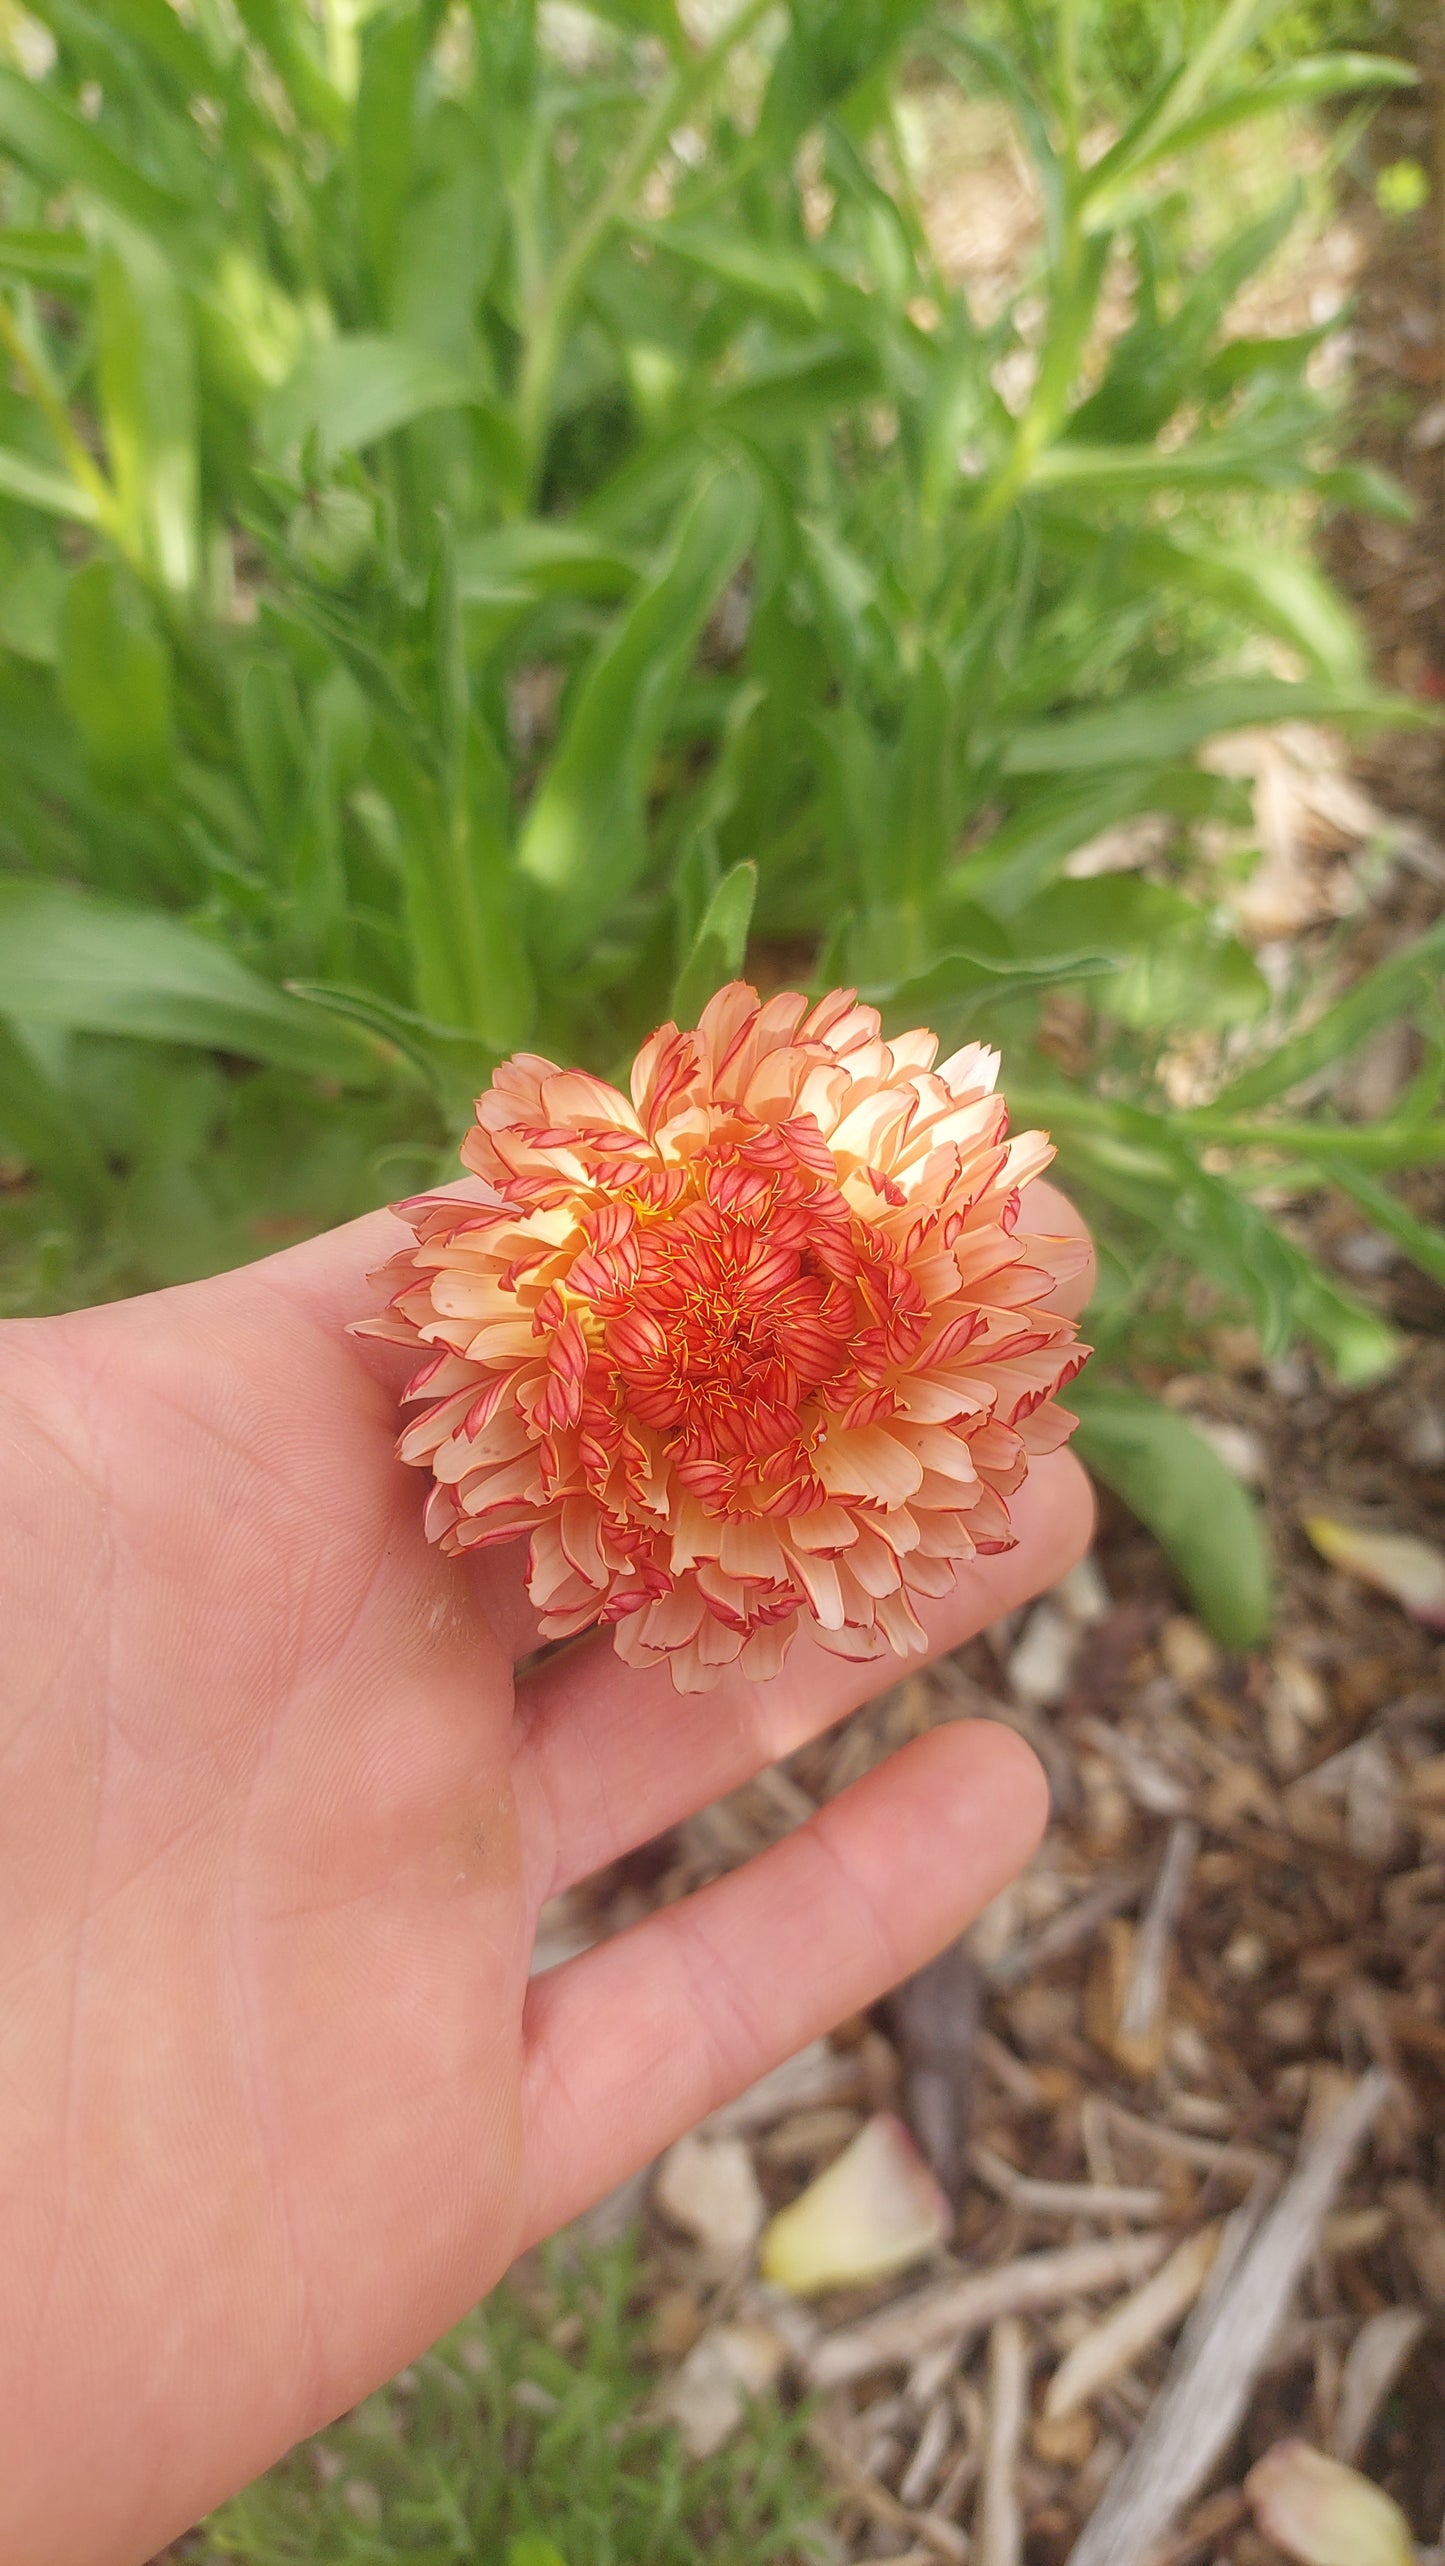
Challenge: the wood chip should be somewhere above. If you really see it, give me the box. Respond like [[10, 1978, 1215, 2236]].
[[976, 2318, 1029, 2566], [1120, 1820, 1200, 2046], [971, 2143, 1166, 2224], [1042, 2224, 1223, 2421], [1065, 2070, 1391, 2566], [1330, 2308, 1427, 2466], [808, 2232, 1172, 2388]]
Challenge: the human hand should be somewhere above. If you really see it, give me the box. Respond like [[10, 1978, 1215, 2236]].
[[0, 1183, 1092, 2566]]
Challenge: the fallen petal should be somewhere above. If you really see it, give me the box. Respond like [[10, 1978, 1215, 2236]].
[[1246, 2440, 1416, 2566], [1304, 1517, 1445, 1629], [760, 2111, 952, 2296]]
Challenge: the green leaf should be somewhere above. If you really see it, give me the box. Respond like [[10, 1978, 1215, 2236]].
[[59, 560, 175, 794], [1322, 1162, 1445, 1294], [0, 1014, 108, 1208], [506, 2540, 569, 2566], [517, 465, 757, 960], [1083, 53, 1414, 228], [0, 882, 381, 1081], [1002, 677, 1419, 774], [232, 0, 347, 141], [0, 444, 102, 524], [0, 226, 89, 288], [1072, 1385, 1272, 1649], [671, 859, 756, 1028], [286, 980, 492, 1115], [1214, 913, 1445, 1111], [354, 3, 422, 302], [457, 522, 641, 605], [0, 66, 191, 230], [95, 218, 200, 595], [263, 336, 480, 462], [1019, 879, 1268, 1032]]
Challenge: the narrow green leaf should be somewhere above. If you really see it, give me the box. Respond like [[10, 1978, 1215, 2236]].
[[354, 3, 422, 303], [0, 444, 102, 523], [0, 226, 89, 287], [59, 560, 175, 794], [1213, 913, 1445, 1111], [1084, 55, 1414, 229], [232, 0, 347, 140], [263, 335, 480, 462], [517, 466, 756, 960], [1323, 1161, 1445, 1292], [671, 860, 756, 1028], [457, 522, 641, 604], [95, 219, 200, 595], [1072, 1385, 1272, 1648], [0, 882, 381, 1082], [0, 67, 190, 229], [286, 981, 492, 1114], [1002, 678, 1420, 774]]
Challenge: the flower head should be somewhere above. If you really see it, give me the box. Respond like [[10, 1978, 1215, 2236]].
[[357, 984, 1088, 1692]]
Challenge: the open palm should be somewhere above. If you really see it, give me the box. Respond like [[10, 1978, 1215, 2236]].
[[0, 1186, 1092, 2566]]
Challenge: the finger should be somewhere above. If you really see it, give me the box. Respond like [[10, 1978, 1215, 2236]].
[[518, 1717, 1048, 2245], [513, 1448, 1093, 1902], [1018, 1177, 1094, 1320]]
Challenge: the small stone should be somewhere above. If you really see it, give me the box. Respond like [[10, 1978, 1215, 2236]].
[[654, 2133, 765, 2268], [650, 2287, 706, 2360], [1053, 1554, 1111, 1625], [1007, 1602, 1080, 1707], [1223, 1929, 1270, 1982], [1159, 1616, 1217, 1690], [1259, 1996, 1315, 2050]]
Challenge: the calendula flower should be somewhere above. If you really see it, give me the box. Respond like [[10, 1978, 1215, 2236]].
[[357, 984, 1088, 1694]]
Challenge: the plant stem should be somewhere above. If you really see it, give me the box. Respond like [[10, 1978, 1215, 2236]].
[[1181, 1113, 1445, 1168], [513, 0, 775, 500]]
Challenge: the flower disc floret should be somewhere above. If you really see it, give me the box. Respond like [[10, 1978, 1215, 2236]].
[[358, 983, 1089, 1693]]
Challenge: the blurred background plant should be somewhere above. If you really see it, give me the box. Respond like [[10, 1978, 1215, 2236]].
[[0, 0, 1436, 1631]]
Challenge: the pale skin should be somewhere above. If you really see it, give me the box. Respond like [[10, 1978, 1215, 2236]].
[[0, 1180, 1094, 2566]]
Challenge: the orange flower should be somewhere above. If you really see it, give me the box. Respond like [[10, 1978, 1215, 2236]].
[[357, 985, 1089, 1693]]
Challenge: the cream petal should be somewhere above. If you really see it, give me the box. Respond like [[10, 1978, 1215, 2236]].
[[935, 1039, 1000, 1097], [901, 1423, 979, 1486], [740, 1621, 795, 1683], [640, 1580, 709, 1651], [430, 1407, 532, 1484], [787, 1502, 860, 1553], [792, 1549, 845, 1629], [697, 1613, 747, 1666], [539, 1069, 640, 1132], [814, 1424, 924, 1507], [719, 1517, 791, 1581]]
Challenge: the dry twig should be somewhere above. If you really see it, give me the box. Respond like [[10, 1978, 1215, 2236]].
[[1066, 2071, 1392, 2566], [809, 2232, 1170, 2388], [976, 2318, 1029, 2566]]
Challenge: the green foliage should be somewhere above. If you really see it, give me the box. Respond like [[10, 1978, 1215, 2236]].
[[0, 0, 1438, 1487], [199, 2239, 828, 2565], [1072, 1382, 1273, 1644]]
